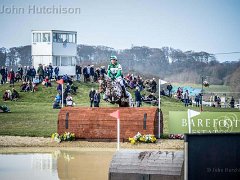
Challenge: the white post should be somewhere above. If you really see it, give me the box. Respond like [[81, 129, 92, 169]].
[[184, 142, 188, 180], [117, 118, 120, 151], [61, 84, 64, 108], [187, 109, 191, 133], [158, 79, 161, 139]]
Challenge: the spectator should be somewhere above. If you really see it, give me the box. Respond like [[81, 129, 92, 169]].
[[8, 69, 15, 87], [89, 88, 96, 107], [17, 65, 23, 80], [57, 83, 62, 93], [12, 88, 20, 100], [70, 84, 78, 94], [26, 66, 31, 82], [53, 93, 61, 109], [49, 63, 53, 80], [43, 76, 51, 87], [54, 66, 60, 80], [4, 67, 8, 83], [195, 94, 200, 107], [4, 90, 12, 101], [66, 93, 74, 107], [217, 96, 221, 107], [177, 87, 182, 100], [230, 96, 235, 108], [93, 90, 101, 107], [167, 83, 173, 97], [151, 78, 157, 93], [90, 65, 95, 83], [37, 64, 44, 82], [30, 66, 36, 81], [76, 65, 82, 82], [100, 66, 106, 79], [83, 66, 88, 82], [184, 90, 189, 107], [0, 66, 6, 84], [135, 87, 142, 107], [160, 89, 166, 96]]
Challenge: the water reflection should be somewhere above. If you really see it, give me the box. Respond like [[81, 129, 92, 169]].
[[0, 150, 114, 180]]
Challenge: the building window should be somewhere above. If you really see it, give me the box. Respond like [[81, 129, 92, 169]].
[[52, 33, 76, 43], [53, 33, 57, 42], [68, 34, 73, 43], [61, 56, 75, 66], [33, 33, 41, 42], [53, 56, 60, 66], [43, 33, 50, 42]]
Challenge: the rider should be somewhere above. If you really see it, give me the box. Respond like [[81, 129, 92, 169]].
[[107, 55, 128, 97]]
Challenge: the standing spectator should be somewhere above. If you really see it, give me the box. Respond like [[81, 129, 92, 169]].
[[4, 67, 8, 83], [184, 90, 189, 107], [76, 65, 82, 82], [90, 65, 95, 83], [100, 66, 106, 79], [0, 66, 6, 84], [83, 66, 88, 82], [135, 87, 142, 107], [17, 65, 23, 80], [37, 64, 44, 82], [195, 94, 200, 107], [8, 69, 15, 87], [151, 78, 157, 93], [167, 83, 173, 97], [93, 90, 101, 107], [30, 66, 36, 81], [23, 66, 27, 81], [26, 66, 31, 82], [230, 96, 235, 108], [89, 88, 96, 107], [217, 96, 221, 107], [177, 87, 183, 100], [54, 66, 60, 80], [49, 63, 53, 80]]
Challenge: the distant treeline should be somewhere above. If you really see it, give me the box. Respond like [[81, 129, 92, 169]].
[[0, 45, 240, 92]]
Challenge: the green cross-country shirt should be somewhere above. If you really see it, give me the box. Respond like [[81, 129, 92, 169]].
[[107, 63, 122, 79]]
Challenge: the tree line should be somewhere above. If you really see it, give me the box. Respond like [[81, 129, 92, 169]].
[[0, 45, 239, 92]]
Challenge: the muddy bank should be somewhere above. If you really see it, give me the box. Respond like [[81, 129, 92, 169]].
[[0, 136, 184, 153]]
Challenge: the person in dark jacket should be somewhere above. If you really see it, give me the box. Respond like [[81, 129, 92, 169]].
[[230, 96, 235, 108], [0, 66, 6, 84], [167, 83, 173, 97], [151, 78, 157, 93], [89, 88, 96, 107], [17, 65, 23, 80], [49, 63, 53, 80], [76, 65, 82, 82], [135, 87, 142, 107], [93, 90, 101, 107], [37, 64, 44, 82], [54, 66, 59, 80], [90, 65, 95, 83], [83, 66, 88, 82]]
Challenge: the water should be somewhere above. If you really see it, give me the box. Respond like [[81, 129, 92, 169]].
[[0, 150, 114, 180]]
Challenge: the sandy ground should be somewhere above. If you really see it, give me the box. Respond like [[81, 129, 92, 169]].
[[0, 136, 184, 153]]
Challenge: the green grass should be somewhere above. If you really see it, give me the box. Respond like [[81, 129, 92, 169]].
[[0, 81, 238, 137]]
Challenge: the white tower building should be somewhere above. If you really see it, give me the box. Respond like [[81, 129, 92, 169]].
[[31, 30, 77, 76]]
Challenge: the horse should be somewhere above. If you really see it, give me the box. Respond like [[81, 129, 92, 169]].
[[99, 75, 131, 107]]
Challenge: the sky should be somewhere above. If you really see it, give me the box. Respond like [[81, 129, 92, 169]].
[[0, 0, 240, 62]]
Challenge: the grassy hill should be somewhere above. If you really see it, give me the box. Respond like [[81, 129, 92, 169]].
[[0, 81, 238, 137]]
